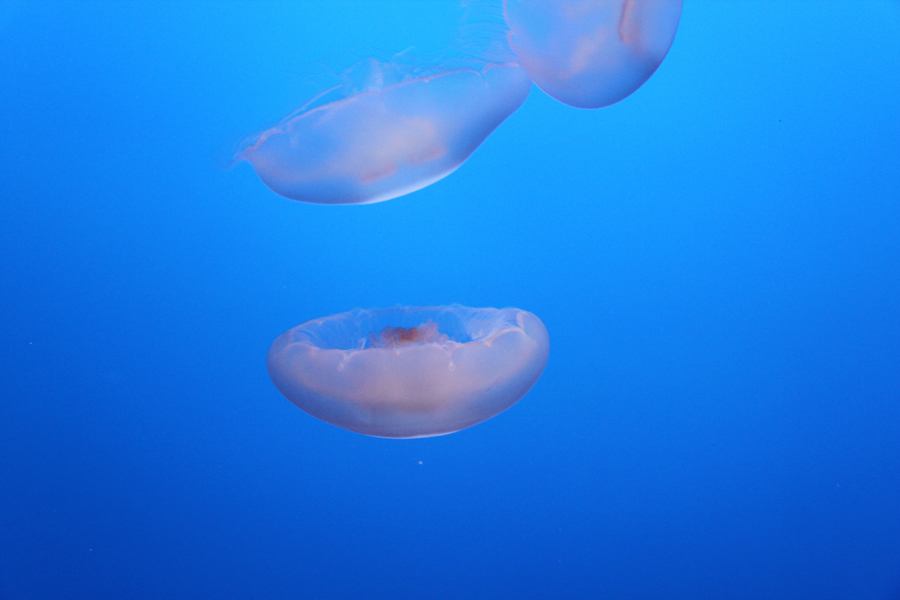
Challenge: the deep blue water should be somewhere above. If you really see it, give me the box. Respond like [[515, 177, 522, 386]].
[[1, 2, 899, 598]]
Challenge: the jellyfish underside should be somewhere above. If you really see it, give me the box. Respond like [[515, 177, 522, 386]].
[[266, 306, 550, 438], [369, 321, 448, 349], [504, 0, 683, 108]]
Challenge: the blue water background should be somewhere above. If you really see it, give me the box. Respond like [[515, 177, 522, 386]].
[[1, 2, 899, 598]]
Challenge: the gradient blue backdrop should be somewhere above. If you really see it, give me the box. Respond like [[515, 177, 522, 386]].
[[1, 2, 899, 598]]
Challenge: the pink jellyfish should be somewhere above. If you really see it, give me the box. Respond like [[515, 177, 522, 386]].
[[267, 305, 550, 438], [237, 59, 530, 205], [504, 0, 683, 108]]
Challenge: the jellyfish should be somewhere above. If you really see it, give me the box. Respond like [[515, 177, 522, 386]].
[[237, 0, 532, 206], [267, 305, 549, 438], [504, 0, 683, 108]]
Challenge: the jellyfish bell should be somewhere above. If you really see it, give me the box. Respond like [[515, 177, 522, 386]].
[[504, 0, 683, 108], [236, 59, 530, 205], [267, 305, 550, 438]]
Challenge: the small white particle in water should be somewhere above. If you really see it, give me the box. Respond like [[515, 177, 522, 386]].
[[418, 461, 423, 465]]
